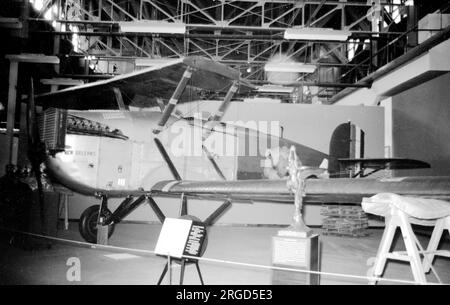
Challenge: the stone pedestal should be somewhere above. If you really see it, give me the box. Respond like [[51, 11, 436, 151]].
[[271, 232, 320, 285]]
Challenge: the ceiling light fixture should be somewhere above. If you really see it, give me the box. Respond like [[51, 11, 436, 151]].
[[135, 58, 180, 67], [257, 85, 294, 94], [284, 27, 351, 41], [119, 21, 186, 34], [264, 62, 317, 73]]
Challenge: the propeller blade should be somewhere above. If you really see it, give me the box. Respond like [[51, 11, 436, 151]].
[[27, 78, 46, 234], [26, 81, 36, 146]]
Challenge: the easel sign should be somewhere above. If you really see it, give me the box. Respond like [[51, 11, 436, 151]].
[[155, 218, 193, 258], [155, 218, 207, 259]]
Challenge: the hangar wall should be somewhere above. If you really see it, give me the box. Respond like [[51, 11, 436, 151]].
[[66, 102, 384, 226], [392, 72, 450, 177]]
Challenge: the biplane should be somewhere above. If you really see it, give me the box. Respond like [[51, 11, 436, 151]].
[[27, 56, 448, 243]]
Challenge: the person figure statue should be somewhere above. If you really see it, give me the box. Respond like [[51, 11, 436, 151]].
[[286, 146, 312, 236]]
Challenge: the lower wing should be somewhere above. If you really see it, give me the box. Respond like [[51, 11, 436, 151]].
[[151, 176, 450, 204]]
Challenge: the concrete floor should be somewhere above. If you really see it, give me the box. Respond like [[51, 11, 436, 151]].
[[0, 222, 449, 285]]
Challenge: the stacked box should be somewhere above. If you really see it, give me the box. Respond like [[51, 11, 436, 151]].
[[321, 205, 369, 237]]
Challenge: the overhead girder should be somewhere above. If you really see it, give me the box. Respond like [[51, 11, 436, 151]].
[[45, 0, 407, 32], [32, 0, 415, 102]]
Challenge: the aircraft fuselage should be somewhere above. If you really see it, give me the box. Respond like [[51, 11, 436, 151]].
[[45, 110, 329, 197]]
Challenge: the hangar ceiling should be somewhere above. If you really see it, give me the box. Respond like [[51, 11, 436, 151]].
[[17, 0, 450, 102]]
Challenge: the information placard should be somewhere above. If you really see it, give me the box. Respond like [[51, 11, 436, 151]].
[[155, 218, 193, 258], [272, 237, 307, 267]]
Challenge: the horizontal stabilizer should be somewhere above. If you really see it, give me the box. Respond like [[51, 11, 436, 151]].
[[338, 158, 431, 170]]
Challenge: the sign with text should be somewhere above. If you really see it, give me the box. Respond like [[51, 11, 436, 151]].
[[183, 222, 207, 257], [155, 218, 207, 259]]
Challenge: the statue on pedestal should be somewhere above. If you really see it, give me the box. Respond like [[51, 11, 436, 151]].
[[284, 146, 312, 237]]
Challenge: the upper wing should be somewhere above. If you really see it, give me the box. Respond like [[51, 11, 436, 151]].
[[36, 56, 253, 110], [338, 158, 431, 170], [151, 176, 450, 204]]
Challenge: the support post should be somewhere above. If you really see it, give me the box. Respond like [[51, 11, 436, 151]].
[[180, 259, 186, 285], [64, 194, 69, 230], [6, 60, 18, 165], [423, 218, 446, 273], [168, 255, 172, 285], [157, 262, 168, 285], [370, 215, 396, 284]]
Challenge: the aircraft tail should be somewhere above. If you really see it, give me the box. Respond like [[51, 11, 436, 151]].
[[328, 122, 365, 177]]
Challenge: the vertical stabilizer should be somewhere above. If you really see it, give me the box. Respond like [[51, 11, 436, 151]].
[[328, 122, 365, 177]]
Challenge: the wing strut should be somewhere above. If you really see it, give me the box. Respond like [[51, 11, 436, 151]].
[[112, 87, 129, 111], [203, 80, 239, 140], [154, 138, 182, 180], [200, 81, 238, 180], [204, 200, 232, 226], [180, 193, 188, 216], [153, 67, 194, 134], [202, 145, 226, 180], [156, 98, 165, 112], [147, 195, 166, 223]]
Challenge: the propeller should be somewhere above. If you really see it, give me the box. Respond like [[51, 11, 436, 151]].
[[26, 78, 47, 234]]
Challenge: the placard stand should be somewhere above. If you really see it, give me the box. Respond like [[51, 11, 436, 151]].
[[154, 217, 207, 285], [157, 256, 204, 285]]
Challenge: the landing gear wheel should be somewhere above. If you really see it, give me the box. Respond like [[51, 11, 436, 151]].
[[79, 205, 115, 243]]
